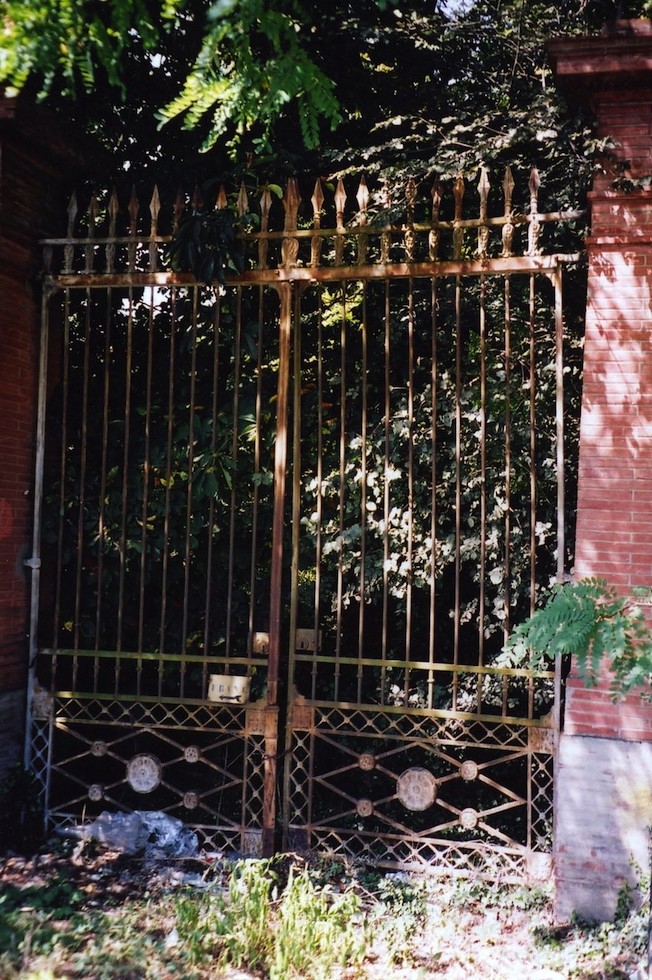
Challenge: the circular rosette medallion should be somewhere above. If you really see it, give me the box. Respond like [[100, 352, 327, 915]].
[[356, 798, 374, 817], [459, 759, 479, 782], [459, 807, 479, 830], [396, 767, 438, 812], [126, 753, 162, 794]]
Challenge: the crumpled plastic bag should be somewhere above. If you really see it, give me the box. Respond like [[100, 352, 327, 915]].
[[78, 810, 199, 858]]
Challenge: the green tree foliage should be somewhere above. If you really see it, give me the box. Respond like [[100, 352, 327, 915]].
[[0, 0, 161, 95], [0, 0, 340, 164], [1, 0, 648, 186], [158, 0, 342, 153], [502, 578, 652, 699]]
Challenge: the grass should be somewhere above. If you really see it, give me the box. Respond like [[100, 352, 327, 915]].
[[0, 845, 649, 979]]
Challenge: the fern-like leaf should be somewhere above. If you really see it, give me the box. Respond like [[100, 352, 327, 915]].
[[503, 578, 652, 700]]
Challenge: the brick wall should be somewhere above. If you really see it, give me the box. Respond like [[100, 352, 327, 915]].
[[571, 96, 652, 737], [0, 144, 40, 696], [0, 96, 102, 773], [0, 106, 44, 729], [548, 21, 652, 920]]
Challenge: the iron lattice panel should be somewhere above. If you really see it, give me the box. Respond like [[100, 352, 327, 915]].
[[33, 697, 267, 855], [311, 706, 531, 748], [294, 829, 528, 879], [285, 705, 554, 876]]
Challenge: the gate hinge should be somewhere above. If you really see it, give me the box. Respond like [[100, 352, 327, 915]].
[[24, 557, 41, 570]]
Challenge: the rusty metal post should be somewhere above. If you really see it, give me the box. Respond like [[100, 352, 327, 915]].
[[263, 281, 292, 855]]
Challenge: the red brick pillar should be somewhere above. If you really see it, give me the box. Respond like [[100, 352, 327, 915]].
[[548, 20, 652, 921], [0, 96, 101, 775]]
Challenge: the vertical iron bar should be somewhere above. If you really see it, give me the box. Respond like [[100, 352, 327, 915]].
[[334, 284, 347, 701], [404, 279, 415, 705], [247, 287, 265, 656], [477, 168, 490, 713], [382, 281, 391, 705], [529, 273, 537, 616], [477, 274, 487, 713], [116, 290, 134, 671], [73, 292, 92, 667], [554, 265, 565, 735], [24, 285, 52, 767], [268, 283, 292, 703], [555, 267, 565, 583], [504, 277, 512, 644], [181, 288, 199, 696], [138, 287, 155, 665], [527, 740, 533, 855], [53, 293, 70, 658], [158, 290, 177, 686], [203, 298, 221, 696], [452, 176, 464, 713], [428, 278, 438, 709], [289, 286, 303, 702], [358, 283, 368, 702], [225, 288, 243, 661], [528, 273, 537, 721], [94, 288, 113, 668], [312, 288, 325, 701], [264, 281, 291, 856], [453, 275, 462, 711]]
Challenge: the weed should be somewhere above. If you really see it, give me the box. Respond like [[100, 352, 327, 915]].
[[366, 873, 430, 967], [615, 880, 635, 924], [175, 858, 367, 978], [449, 873, 553, 914], [272, 867, 366, 979]]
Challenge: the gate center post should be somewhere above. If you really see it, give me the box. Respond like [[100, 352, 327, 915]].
[[263, 281, 293, 856]]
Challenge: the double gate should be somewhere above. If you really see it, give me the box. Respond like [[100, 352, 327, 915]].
[[27, 170, 584, 877]]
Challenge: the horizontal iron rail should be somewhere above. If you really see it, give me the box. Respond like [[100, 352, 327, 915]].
[[39, 647, 267, 668], [42, 647, 553, 678], [46, 691, 256, 705], [39, 209, 586, 248], [297, 701, 553, 728], [291, 653, 554, 678], [42, 253, 582, 291]]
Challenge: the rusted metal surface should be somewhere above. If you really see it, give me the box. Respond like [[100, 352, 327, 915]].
[[29, 169, 584, 875], [46, 256, 579, 291]]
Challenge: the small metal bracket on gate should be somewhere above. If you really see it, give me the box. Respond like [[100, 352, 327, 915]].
[[529, 726, 556, 754], [289, 693, 315, 731], [24, 557, 41, 570]]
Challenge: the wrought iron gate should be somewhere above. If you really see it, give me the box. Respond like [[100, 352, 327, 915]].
[[27, 170, 584, 877]]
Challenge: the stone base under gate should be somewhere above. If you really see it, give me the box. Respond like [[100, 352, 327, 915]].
[[555, 733, 652, 922]]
